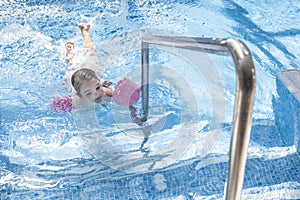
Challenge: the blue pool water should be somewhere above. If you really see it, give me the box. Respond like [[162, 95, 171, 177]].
[[1, 0, 300, 199]]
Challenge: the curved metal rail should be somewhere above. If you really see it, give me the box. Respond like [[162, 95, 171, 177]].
[[141, 36, 256, 200]]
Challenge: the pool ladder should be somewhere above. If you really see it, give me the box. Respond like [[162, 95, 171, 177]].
[[140, 36, 256, 200]]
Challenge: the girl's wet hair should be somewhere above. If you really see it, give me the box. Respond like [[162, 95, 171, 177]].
[[71, 68, 100, 95]]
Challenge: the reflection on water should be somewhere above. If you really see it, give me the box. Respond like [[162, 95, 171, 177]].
[[0, 5, 226, 193], [0, 24, 224, 189]]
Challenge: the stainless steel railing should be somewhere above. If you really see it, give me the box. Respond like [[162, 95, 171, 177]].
[[141, 36, 256, 200]]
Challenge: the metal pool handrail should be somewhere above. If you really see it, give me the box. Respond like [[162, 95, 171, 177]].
[[141, 36, 256, 200]]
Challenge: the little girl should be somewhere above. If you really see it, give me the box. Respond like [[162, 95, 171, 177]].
[[52, 23, 141, 111]]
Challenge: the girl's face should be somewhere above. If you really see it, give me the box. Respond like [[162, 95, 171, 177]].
[[79, 78, 104, 103]]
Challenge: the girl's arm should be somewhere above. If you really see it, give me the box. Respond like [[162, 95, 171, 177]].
[[103, 87, 113, 97]]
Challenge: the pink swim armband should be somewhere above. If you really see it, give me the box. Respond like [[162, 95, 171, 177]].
[[112, 78, 141, 106], [51, 95, 73, 112]]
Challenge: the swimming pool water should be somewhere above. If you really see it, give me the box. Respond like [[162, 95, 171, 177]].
[[1, 0, 300, 199]]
